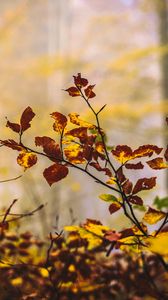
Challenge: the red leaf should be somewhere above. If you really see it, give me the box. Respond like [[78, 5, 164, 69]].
[[6, 120, 20, 133], [104, 230, 121, 242], [35, 136, 62, 161], [43, 163, 69, 186], [84, 85, 96, 99], [122, 179, 133, 194], [20, 107, 35, 132], [73, 73, 88, 88], [109, 202, 121, 214], [125, 162, 144, 169], [1, 139, 23, 151], [65, 87, 80, 97], [128, 195, 143, 206], [133, 177, 156, 194]]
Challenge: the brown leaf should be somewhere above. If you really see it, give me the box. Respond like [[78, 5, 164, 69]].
[[1, 139, 23, 151], [112, 145, 132, 163], [125, 162, 144, 169], [133, 177, 156, 194], [122, 179, 133, 194], [89, 162, 112, 177], [116, 167, 126, 184], [50, 112, 67, 132], [43, 163, 69, 186], [84, 85, 96, 99], [6, 120, 20, 133], [73, 73, 88, 88], [20, 107, 35, 132], [65, 87, 80, 97], [35, 136, 62, 161], [109, 202, 121, 214], [128, 195, 143, 206], [65, 127, 88, 143], [147, 157, 168, 169]]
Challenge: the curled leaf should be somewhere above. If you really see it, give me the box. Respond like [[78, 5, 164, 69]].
[[68, 113, 96, 129], [1, 139, 23, 151]]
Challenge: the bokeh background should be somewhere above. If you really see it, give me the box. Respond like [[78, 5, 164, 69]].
[[0, 0, 168, 236]]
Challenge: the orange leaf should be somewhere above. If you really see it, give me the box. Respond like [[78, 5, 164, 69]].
[[147, 157, 168, 169], [43, 163, 68, 186], [20, 107, 35, 132]]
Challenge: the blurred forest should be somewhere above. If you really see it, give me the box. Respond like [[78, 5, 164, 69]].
[[0, 0, 168, 235]]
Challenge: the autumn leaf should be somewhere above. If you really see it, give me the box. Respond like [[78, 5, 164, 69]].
[[0, 139, 23, 151], [122, 179, 133, 194], [17, 151, 37, 170], [6, 120, 21, 133], [84, 85, 96, 99], [50, 112, 67, 132], [64, 144, 85, 164], [35, 136, 62, 161], [164, 146, 168, 161], [128, 195, 143, 206], [112, 145, 163, 164], [106, 177, 116, 185], [20, 107, 35, 132], [146, 232, 168, 255], [147, 157, 168, 169], [89, 162, 112, 176], [68, 113, 96, 129], [142, 207, 166, 225], [125, 162, 144, 169], [65, 127, 88, 143], [99, 194, 118, 203], [109, 202, 121, 214], [104, 230, 121, 242], [65, 87, 80, 97], [73, 73, 88, 88], [43, 163, 69, 186], [132, 177, 156, 194]]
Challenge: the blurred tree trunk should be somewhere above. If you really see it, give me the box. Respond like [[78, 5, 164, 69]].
[[155, 0, 168, 191]]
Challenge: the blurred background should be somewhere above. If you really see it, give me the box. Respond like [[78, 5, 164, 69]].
[[0, 0, 168, 236]]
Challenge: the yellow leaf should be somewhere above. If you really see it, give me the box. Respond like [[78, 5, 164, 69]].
[[68, 113, 96, 129], [146, 232, 168, 255], [106, 177, 116, 185], [142, 207, 166, 225], [17, 151, 37, 170], [64, 144, 85, 164], [11, 277, 23, 286]]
